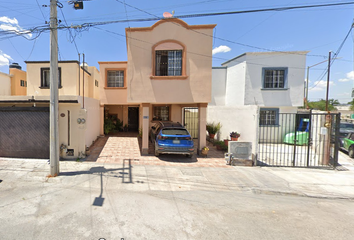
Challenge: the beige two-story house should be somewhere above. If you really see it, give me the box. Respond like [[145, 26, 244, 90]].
[[0, 61, 100, 159], [99, 18, 216, 154]]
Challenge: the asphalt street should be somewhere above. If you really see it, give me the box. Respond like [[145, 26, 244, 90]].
[[1, 151, 354, 239]]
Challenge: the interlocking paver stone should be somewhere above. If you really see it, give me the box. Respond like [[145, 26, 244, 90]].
[[86, 132, 231, 168]]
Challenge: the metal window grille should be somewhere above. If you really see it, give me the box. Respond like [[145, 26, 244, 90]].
[[264, 69, 284, 88], [155, 50, 182, 76], [153, 106, 169, 121], [260, 110, 277, 125], [107, 71, 124, 87]]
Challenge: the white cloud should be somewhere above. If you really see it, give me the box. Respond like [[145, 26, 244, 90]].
[[337, 71, 354, 83], [0, 52, 12, 66], [347, 71, 354, 80], [0, 16, 18, 25], [0, 16, 32, 39], [212, 45, 231, 55], [338, 78, 350, 82], [309, 80, 335, 92]]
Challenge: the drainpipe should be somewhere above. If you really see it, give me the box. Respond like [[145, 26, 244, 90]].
[[83, 53, 85, 109], [78, 53, 80, 96]]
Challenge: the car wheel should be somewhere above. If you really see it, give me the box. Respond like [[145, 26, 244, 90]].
[[349, 146, 354, 158]]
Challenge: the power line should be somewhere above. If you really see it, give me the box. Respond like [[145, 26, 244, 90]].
[[35, 0, 47, 21], [94, 26, 314, 70], [59, 7, 80, 54], [309, 20, 354, 90], [2, 1, 354, 60]]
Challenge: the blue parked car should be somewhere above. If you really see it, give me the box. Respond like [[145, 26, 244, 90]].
[[150, 121, 194, 157]]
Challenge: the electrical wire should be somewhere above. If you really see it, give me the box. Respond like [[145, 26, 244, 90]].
[[2, 0, 354, 60], [59, 7, 80, 54], [94, 26, 312, 70], [309, 20, 354, 90], [35, 0, 47, 21]]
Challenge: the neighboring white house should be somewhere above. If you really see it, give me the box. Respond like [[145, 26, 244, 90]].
[[208, 51, 308, 153]]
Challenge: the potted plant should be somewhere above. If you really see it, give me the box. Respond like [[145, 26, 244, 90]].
[[230, 132, 240, 141], [201, 146, 209, 156], [214, 140, 224, 151], [206, 122, 221, 139]]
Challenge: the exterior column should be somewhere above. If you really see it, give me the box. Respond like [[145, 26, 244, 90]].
[[100, 105, 104, 136], [198, 103, 207, 155], [142, 103, 150, 155]]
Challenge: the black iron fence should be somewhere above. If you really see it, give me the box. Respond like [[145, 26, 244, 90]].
[[257, 111, 340, 168]]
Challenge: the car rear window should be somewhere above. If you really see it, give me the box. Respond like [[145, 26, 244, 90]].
[[162, 128, 189, 135]]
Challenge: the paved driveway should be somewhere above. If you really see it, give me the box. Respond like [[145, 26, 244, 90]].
[[86, 132, 229, 168]]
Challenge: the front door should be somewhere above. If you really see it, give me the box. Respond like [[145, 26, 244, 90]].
[[128, 107, 139, 132]]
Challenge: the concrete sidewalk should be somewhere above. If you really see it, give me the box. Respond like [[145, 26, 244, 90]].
[[1, 155, 354, 199], [1, 156, 354, 239]]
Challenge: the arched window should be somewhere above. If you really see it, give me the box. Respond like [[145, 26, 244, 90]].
[[151, 40, 187, 79]]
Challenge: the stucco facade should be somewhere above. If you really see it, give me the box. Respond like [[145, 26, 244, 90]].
[[0, 61, 101, 159], [99, 18, 216, 154], [209, 51, 308, 149], [0, 72, 11, 96], [9, 68, 27, 96]]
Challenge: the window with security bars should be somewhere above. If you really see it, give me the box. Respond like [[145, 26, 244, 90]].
[[264, 69, 285, 89], [260, 109, 278, 125], [155, 50, 182, 76], [153, 106, 170, 121], [107, 70, 124, 87]]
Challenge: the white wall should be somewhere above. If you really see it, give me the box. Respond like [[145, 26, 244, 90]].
[[0, 72, 11, 96], [58, 103, 86, 159], [78, 96, 101, 148], [210, 67, 227, 106], [225, 61, 246, 106], [207, 105, 259, 154], [243, 52, 307, 107]]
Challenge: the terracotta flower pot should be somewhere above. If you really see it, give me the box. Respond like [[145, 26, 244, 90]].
[[224, 139, 229, 145], [209, 133, 215, 139], [231, 137, 238, 141]]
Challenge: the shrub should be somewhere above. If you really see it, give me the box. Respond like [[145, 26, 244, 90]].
[[206, 122, 222, 134]]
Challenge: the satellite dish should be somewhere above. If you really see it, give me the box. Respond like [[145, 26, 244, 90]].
[[163, 12, 173, 18]]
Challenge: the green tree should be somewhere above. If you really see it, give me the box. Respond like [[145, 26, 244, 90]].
[[307, 99, 337, 111], [348, 99, 354, 111]]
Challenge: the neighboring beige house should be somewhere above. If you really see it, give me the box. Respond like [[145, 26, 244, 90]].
[[0, 61, 100, 159], [0, 63, 27, 96], [9, 63, 27, 96], [0, 71, 11, 96], [99, 18, 216, 154]]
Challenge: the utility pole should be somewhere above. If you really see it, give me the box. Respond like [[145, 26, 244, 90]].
[[50, 0, 59, 176], [325, 51, 332, 112]]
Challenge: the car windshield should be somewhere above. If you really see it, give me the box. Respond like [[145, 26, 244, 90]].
[[162, 128, 189, 136], [340, 123, 354, 130]]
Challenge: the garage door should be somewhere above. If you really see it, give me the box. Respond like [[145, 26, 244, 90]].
[[0, 107, 49, 159]]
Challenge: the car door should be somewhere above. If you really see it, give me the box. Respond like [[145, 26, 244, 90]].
[[344, 133, 354, 150]]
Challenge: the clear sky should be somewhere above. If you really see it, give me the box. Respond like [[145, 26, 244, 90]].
[[1, 0, 354, 103]]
